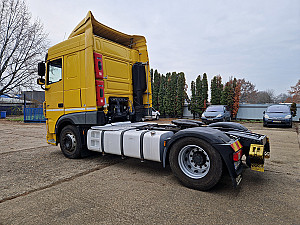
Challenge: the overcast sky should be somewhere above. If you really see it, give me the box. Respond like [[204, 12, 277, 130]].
[[27, 0, 300, 96]]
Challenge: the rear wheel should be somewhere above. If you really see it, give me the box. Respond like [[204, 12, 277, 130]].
[[60, 125, 83, 159], [169, 137, 223, 191]]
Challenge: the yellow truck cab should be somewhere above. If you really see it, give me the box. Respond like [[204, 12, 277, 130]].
[[38, 11, 152, 146]]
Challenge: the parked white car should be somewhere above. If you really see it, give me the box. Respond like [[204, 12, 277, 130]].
[[143, 108, 160, 121], [151, 108, 160, 120]]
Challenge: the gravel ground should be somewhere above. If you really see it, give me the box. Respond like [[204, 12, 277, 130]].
[[0, 119, 299, 225]]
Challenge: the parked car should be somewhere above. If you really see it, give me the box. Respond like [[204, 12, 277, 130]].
[[201, 105, 231, 124], [263, 104, 292, 127], [151, 108, 160, 120]]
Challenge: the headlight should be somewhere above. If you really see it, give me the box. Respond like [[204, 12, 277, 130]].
[[264, 114, 269, 119], [216, 114, 222, 118], [285, 115, 291, 119]]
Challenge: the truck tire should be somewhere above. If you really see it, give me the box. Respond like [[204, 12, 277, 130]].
[[60, 125, 83, 159], [169, 137, 223, 191]]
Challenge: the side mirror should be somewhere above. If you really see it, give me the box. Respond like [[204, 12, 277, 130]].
[[263, 111, 265, 114], [38, 62, 45, 77], [37, 77, 45, 85]]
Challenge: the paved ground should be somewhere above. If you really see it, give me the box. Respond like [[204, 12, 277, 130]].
[[0, 119, 299, 224]]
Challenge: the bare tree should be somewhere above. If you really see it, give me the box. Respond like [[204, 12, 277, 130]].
[[288, 79, 300, 103], [0, 0, 48, 96], [238, 78, 257, 103], [255, 89, 275, 104], [275, 93, 291, 103]]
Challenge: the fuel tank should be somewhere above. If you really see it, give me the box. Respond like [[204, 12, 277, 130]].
[[87, 122, 174, 162]]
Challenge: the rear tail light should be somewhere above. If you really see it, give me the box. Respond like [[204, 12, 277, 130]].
[[94, 52, 103, 79], [96, 80, 105, 106], [94, 52, 105, 107], [233, 149, 242, 162]]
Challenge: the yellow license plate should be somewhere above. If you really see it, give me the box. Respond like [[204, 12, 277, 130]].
[[251, 164, 264, 172]]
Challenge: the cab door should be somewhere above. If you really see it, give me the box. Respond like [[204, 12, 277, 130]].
[[63, 52, 81, 112], [45, 58, 64, 138]]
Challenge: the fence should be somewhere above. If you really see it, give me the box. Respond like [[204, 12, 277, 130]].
[[23, 91, 46, 123], [24, 107, 46, 123], [236, 104, 300, 121], [183, 103, 300, 121]]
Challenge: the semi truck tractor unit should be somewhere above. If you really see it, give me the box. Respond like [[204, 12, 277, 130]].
[[37, 12, 270, 191]]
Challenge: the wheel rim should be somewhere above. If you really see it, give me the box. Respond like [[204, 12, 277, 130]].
[[178, 145, 210, 179], [62, 133, 77, 153]]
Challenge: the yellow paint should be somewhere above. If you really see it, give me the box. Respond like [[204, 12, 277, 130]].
[[249, 144, 265, 172], [251, 164, 264, 172], [231, 141, 242, 152], [43, 11, 152, 144], [249, 144, 264, 157]]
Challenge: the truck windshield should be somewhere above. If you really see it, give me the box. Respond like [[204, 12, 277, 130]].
[[47, 59, 62, 84]]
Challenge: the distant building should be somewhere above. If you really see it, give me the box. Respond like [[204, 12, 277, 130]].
[[0, 95, 23, 115], [0, 91, 45, 115]]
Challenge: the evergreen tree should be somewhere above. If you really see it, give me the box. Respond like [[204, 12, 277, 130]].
[[169, 72, 178, 117], [195, 75, 203, 117], [221, 80, 234, 111], [189, 81, 197, 119], [211, 75, 223, 105], [175, 72, 186, 118], [152, 70, 160, 110], [202, 73, 208, 108], [158, 75, 166, 116], [210, 76, 217, 104], [164, 73, 172, 117]]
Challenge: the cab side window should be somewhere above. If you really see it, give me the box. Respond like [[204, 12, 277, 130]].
[[47, 58, 62, 84]]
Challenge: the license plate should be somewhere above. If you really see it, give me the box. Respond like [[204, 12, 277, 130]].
[[208, 119, 213, 121], [272, 120, 281, 123], [251, 164, 264, 172]]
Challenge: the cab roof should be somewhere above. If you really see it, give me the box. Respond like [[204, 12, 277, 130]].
[[68, 11, 146, 48]]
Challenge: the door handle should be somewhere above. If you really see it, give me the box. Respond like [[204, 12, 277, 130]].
[[58, 103, 63, 108]]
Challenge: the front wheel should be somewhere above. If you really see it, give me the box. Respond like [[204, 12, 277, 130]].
[[169, 137, 223, 191], [60, 125, 83, 159]]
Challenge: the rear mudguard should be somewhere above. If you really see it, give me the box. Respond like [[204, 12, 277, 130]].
[[208, 122, 249, 132], [163, 127, 240, 181]]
